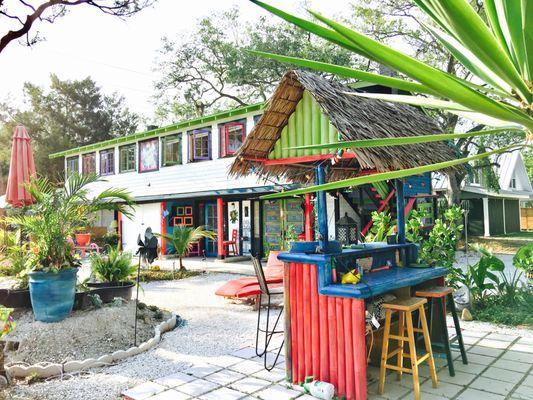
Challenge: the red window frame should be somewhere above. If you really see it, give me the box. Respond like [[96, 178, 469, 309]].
[[222, 121, 246, 156], [82, 152, 96, 175]]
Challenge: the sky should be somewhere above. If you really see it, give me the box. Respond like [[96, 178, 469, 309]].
[[0, 0, 352, 123]]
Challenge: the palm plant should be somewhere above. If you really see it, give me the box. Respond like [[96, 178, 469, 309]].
[[6, 173, 135, 272], [156, 226, 216, 272], [90, 248, 136, 283], [251, 0, 532, 200]]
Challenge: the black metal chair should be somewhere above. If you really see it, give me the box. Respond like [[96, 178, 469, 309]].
[[252, 256, 284, 371]]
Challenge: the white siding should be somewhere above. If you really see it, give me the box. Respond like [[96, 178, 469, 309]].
[[121, 202, 162, 252]]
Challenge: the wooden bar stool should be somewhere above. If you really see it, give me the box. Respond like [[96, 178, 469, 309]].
[[415, 286, 468, 377], [379, 297, 438, 400]]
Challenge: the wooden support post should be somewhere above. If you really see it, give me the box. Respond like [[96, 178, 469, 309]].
[[304, 193, 314, 241], [396, 179, 405, 244], [217, 197, 225, 259], [316, 165, 328, 251]]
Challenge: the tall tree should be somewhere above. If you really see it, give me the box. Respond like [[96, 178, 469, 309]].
[[0, 0, 154, 54], [154, 6, 360, 121], [0, 74, 139, 183]]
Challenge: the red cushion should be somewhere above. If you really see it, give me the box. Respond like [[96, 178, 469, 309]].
[[234, 282, 284, 298], [215, 276, 283, 297]]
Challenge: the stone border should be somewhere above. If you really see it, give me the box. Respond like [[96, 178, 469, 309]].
[[5, 313, 177, 379]]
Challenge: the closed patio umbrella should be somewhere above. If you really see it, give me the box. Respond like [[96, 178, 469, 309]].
[[5, 125, 36, 207]]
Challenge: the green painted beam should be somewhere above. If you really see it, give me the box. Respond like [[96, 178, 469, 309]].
[[49, 102, 265, 159]]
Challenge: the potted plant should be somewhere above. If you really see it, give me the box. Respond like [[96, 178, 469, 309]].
[[88, 248, 136, 302], [0, 239, 32, 308], [7, 173, 135, 322], [156, 226, 216, 273]]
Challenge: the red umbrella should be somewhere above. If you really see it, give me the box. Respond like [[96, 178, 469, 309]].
[[5, 125, 36, 207]]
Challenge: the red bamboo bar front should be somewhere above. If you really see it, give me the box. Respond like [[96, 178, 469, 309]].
[[287, 262, 367, 400]]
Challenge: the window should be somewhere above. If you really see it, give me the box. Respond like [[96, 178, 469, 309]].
[[139, 138, 159, 172], [510, 177, 517, 189], [253, 114, 262, 125], [119, 144, 136, 173], [220, 121, 246, 157], [162, 134, 182, 166], [189, 129, 211, 161], [66, 156, 79, 177], [99, 149, 115, 176], [82, 153, 96, 175]]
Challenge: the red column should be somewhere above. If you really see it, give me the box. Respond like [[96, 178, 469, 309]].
[[304, 194, 314, 241], [217, 197, 225, 258], [160, 202, 167, 255]]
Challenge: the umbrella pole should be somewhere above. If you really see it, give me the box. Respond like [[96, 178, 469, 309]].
[[134, 254, 142, 346]]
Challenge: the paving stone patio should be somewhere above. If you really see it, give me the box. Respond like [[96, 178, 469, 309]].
[[122, 329, 533, 400]]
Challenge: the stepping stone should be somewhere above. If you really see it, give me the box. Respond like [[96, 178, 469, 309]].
[[122, 382, 166, 400]]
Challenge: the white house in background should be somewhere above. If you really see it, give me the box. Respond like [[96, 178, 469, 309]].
[[433, 150, 533, 236]]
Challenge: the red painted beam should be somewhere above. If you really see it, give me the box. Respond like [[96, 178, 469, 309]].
[[160, 202, 167, 255], [217, 197, 225, 258], [262, 152, 357, 166]]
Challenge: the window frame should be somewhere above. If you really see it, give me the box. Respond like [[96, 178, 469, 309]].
[[138, 138, 160, 173], [66, 156, 79, 177], [190, 129, 211, 161], [99, 148, 115, 176], [162, 134, 182, 167], [222, 121, 246, 157], [510, 177, 517, 189], [81, 152, 96, 175], [119, 143, 137, 173]]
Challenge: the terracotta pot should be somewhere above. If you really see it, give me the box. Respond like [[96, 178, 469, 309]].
[[75, 233, 91, 246]]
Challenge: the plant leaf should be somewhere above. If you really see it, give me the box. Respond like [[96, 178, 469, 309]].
[[345, 92, 473, 112], [307, 10, 533, 130], [247, 50, 437, 96], [260, 145, 525, 200], [284, 128, 525, 151]]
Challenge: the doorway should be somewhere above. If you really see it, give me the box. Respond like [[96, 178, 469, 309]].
[[204, 202, 218, 257]]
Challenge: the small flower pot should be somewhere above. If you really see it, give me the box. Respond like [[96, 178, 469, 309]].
[[29, 268, 78, 322], [75, 233, 91, 247], [0, 288, 31, 309]]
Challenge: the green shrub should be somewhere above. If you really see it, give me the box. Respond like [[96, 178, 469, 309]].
[[472, 290, 533, 327], [90, 248, 136, 283], [136, 269, 200, 282], [513, 243, 533, 278], [0, 241, 30, 289]]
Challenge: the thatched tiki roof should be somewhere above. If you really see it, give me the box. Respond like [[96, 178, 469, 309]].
[[230, 70, 461, 184]]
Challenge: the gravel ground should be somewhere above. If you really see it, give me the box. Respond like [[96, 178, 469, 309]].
[[5, 302, 162, 365], [3, 272, 257, 400]]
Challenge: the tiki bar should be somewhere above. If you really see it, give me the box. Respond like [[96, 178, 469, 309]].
[[231, 70, 468, 400]]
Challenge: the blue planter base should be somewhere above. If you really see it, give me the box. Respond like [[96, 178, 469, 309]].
[[29, 268, 78, 323]]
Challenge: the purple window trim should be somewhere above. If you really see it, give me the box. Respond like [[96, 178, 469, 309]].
[[138, 138, 159, 173], [99, 149, 115, 176], [191, 129, 211, 161]]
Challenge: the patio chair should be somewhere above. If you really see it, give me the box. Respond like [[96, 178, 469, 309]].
[[252, 256, 284, 371], [223, 229, 238, 256]]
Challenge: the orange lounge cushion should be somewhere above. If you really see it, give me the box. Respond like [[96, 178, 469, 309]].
[[215, 275, 283, 297], [234, 282, 284, 298]]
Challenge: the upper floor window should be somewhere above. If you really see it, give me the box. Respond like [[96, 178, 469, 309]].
[[139, 138, 159, 173], [99, 149, 115, 176], [189, 129, 211, 161], [66, 156, 79, 177], [253, 114, 262, 125], [82, 153, 96, 175], [468, 169, 482, 186], [162, 134, 182, 166], [119, 144, 136, 173], [510, 177, 517, 189], [220, 120, 246, 157]]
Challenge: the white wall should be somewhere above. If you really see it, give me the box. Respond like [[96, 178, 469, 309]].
[[121, 202, 162, 253]]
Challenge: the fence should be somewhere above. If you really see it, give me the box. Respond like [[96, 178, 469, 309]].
[[521, 207, 533, 230]]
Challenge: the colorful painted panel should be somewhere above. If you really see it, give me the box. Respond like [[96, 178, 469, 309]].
[[139, 138, 159, 172], [268, 90, 339, 159], [263, 200, 281, 250], [403, 172, 432, 196]]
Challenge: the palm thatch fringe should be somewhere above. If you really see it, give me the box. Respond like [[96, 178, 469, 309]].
[[230, 70, 462, 183]]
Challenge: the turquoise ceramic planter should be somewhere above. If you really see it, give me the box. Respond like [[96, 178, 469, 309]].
[[29, 268, 78, 323]]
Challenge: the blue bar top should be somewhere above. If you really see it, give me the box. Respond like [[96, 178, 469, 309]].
[[278, 246, 448, 300]]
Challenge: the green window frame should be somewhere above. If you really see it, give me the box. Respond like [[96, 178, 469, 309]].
[[66, 156, 79, 177], [119, 144, 136, 173], [162, 134, 182, 166]]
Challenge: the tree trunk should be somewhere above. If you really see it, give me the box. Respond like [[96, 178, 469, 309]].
[[446, 173, 463, 206], [179, 256, 186, 271]]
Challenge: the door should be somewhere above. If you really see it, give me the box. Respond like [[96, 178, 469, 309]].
[[205, 203, 218, 257]]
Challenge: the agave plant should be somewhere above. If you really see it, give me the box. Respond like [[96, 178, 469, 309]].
[[6, 173, 135, 272], [156, 225, 216, 272], [251, 0, 532, 199]]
